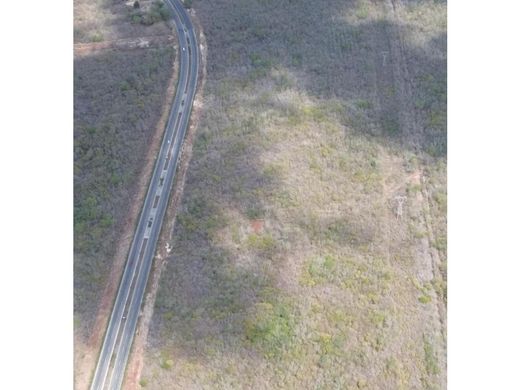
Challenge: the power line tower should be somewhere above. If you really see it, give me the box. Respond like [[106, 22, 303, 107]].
[[394, 195, 407, 219]]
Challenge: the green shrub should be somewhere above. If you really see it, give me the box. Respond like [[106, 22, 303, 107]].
[[382, 116, 400, 136], [136, 1, 171, 25], [246, 233, 276, 255], [151, 1, 171, 20], [90, 32, 103, 42], [423, 337, 440, 375], [246, 206, 264, 219], [434, 236, 447, 252], [160, 359, 174, 369], [131, 12, 142, 24], [355, 99, 372, 110], [245, 301, 296, 358]]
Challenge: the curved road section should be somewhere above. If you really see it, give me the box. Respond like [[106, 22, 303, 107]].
[[90, 1, 199, 389]]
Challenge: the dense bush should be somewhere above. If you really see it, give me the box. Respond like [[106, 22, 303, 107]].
[[74, 47, 174, 330], [131, 1, 171, 26]]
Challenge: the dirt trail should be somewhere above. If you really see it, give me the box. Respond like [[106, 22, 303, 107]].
[[74, 35, 174, 57], [74, 39, 179, 390], [122, 9, 208, 389], [383, 0, 447, 386], [385, 0, 418, 140]]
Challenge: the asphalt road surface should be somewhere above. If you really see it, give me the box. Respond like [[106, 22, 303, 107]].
[[90, 1, 199, 388]]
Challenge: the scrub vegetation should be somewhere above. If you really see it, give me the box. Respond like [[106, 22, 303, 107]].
[[142, 0, 446, 389], [74, 0, 172, 43], [74, 46, 174, 331]]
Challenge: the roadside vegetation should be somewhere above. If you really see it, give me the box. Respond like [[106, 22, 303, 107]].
[[74, 46, 174, 332], [74, 0, 174, 346], [141, 0, 446, 388]]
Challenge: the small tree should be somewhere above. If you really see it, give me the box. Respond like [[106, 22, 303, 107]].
[[133, 0, 140, 8]]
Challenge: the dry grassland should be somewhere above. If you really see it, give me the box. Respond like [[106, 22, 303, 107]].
[[140, 0, 446, 389]]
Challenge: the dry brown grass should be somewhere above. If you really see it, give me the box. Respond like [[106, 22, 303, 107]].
[[132, 0, 447, 388]]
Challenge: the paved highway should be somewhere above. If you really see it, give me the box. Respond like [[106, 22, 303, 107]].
[[90, 1, 199, 388]]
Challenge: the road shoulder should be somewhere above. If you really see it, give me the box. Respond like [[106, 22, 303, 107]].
[[122, 8, 207, 389]]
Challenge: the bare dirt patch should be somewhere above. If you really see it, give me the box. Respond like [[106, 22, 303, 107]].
[[74, 35, 174, 57], [250, 219, 265, 234]]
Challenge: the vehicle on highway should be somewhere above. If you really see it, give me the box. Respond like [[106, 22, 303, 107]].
[[89, 0, 200, 388]]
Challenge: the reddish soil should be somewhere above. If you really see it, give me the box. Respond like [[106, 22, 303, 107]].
[[250, 219, 265, 234]]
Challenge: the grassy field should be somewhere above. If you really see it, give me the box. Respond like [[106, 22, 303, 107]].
[[74, 0, 175, 342], [140, 0, 446, 388]]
